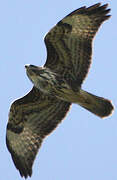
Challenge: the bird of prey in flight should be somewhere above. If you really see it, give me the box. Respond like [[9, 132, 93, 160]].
[[6, 3, 114, 178]]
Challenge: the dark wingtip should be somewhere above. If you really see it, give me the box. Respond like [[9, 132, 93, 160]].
[[87, 2, 101, 10], [86, 3, 111, 17], [20, 167, 32, 179], [66, 3, 111, 19]]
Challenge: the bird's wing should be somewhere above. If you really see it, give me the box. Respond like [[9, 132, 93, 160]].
[[44, 3, 110, 88], [6, 87, 71, 178]]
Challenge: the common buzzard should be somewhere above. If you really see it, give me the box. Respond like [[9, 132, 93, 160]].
[[6, 3, 114, 178]]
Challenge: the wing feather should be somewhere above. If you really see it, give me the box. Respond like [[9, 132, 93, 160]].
[[6, 87, 71, 178], [44, 3, 111, 87]]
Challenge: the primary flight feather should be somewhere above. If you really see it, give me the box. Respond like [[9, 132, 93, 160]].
[[6, 3, 114, 178]]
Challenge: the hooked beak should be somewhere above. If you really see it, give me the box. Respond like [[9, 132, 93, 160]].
[[25, 64, 38, 68]]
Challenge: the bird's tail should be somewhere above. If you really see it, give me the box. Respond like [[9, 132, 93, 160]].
[[75, 89, 114, 118]]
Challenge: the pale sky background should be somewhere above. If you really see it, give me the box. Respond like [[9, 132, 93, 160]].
[[0, 0, 116, 180]]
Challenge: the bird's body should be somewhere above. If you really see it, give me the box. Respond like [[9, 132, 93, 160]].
[[6, 3, 114, 178], [26, 65, 113, 117]]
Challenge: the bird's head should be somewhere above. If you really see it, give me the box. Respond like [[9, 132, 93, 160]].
[[25, 64, 56, 91], [25, 64, 50, 82], [25, 64, 44, 79]]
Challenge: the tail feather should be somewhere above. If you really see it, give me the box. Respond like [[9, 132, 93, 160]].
[[76, 89, 114, 118]]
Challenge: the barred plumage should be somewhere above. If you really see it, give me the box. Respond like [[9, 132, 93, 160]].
[[6, 3, 114, 178]]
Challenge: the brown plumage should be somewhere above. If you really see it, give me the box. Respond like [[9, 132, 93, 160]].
[[6, 87, 70, 177], [6, 3, 114, 178]]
